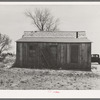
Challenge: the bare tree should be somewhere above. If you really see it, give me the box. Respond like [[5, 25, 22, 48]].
[[25, 8, 59, 31], [0, 33, 12, 56]]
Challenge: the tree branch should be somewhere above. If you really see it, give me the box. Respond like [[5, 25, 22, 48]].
[[25, 8, 60, 31]]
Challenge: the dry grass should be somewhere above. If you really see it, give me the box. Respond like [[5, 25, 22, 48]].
[[0, 63, 100, 90]]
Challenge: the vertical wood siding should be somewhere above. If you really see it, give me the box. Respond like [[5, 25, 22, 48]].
[[16, 42, 91, 70], [67, 44, 70, 64], [19, 43, 23, 67], [87, 43, 91, 69]]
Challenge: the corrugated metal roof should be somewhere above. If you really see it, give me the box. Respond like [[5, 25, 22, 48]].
[[16, 31, 91, 43], [17, 37, 91, 43]]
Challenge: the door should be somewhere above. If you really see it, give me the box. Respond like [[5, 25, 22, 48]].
[[41, 44, 57, 69], [71, 45, 79, 63]]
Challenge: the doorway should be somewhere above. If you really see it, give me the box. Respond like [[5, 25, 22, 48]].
[[71, 45, 79, 63]]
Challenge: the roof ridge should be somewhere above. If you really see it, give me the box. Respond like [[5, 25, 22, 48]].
[[24, 31, 86, 32]]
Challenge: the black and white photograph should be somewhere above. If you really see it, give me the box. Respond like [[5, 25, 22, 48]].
[[0, 2, 100, 91]]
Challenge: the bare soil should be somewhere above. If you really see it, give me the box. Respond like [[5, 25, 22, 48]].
[[0, 63, 100, 90]]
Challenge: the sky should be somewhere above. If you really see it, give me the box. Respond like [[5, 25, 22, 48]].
[[0, 3, 100, 54]]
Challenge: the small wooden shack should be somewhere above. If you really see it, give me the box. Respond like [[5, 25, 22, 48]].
[[15, 31, 91, 70]]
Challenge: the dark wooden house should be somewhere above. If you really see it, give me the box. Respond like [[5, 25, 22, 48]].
[[15, 31, 91, 70]]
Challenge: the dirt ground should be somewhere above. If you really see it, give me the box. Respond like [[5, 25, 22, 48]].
[[0, 63, 100, 90]]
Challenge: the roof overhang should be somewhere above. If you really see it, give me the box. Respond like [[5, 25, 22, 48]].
[[16, 37, 91, 43]]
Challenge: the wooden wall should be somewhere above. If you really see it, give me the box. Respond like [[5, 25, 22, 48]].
[[15, 42, 91, 70]]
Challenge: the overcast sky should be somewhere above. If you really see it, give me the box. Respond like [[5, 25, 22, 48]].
[[0, 4, 100, 54]]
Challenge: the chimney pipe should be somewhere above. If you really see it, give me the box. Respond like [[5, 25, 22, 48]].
[[76, 32, 78, 38]]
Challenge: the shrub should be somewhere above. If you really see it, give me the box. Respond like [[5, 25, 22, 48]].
[[3, 55, 16, 68], [0, 62, 5, 68]]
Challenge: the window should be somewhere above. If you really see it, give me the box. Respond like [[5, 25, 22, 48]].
[[29, 45, 33, 50], [29, 44, 37, 57]]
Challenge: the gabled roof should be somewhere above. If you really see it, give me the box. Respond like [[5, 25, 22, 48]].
[[16, 31, 91, 43]]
